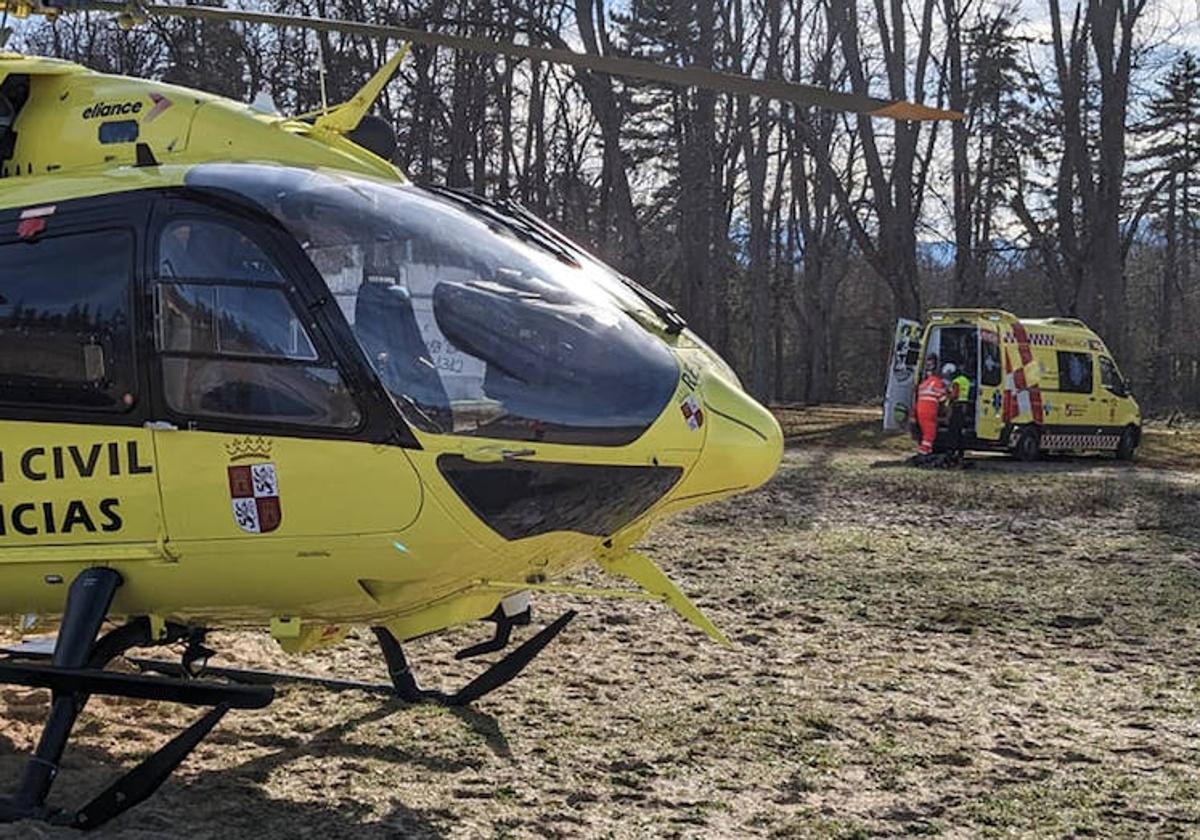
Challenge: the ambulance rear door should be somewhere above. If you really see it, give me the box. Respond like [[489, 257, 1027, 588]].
[[883, 319, 922, 432], [976, 323, 1004, 441]]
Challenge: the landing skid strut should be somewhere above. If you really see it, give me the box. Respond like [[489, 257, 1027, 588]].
[[128, 610, 578, 706], [373, 609, 576, 705], [0, 569, 575, 830], [0, 568, 273, 832]]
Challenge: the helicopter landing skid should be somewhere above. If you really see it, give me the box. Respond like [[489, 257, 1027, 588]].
[[125, 609, 577, 707], [454, 603, 533, 660], [0, 568, 274, 832], [373, 609, 577, 706]]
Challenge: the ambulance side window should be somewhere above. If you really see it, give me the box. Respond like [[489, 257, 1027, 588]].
[[981, 330, 1001, 386], [154, 217, 362, 430], [1056, 351, 1094, 394], [1099, 356, 1128, 397], [0, 229, 136, 411]]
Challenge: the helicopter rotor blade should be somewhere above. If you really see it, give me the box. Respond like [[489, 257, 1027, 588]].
[[75, 1, 961, 121]]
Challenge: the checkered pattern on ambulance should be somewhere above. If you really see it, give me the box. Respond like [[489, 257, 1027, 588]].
[[1040, 433, 1120, 450], [1002, 323, 1044, 424], [1003, 332, 1054, 346]]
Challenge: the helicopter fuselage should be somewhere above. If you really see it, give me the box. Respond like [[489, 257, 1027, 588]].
[[0, 55, 782, 650]]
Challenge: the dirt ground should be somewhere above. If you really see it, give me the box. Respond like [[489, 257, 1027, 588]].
[[3, 406, 1200, 839]]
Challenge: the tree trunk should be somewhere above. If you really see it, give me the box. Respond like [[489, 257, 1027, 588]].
[[676, 0, 718, 343]]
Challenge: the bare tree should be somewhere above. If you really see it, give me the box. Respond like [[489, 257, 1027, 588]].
[[1012, 0, 1148, 356]]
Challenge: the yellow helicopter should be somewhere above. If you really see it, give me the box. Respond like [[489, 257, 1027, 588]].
[[0, 1, 959, 829]]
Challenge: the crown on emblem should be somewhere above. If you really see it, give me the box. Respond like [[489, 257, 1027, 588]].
[[225, 436, 273, 462]]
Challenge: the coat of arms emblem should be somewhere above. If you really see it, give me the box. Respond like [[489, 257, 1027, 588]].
[[680, 394, 704, 431], [226, 437, 282, 534]]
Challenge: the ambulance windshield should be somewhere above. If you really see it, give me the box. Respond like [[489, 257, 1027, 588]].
[[186, 164, 679, 446]]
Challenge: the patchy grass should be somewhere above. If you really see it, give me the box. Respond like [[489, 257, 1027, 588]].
[[2, 407, 1200, 838], [777, 403, 1200, 472], [1139, 426, 1200, 471]]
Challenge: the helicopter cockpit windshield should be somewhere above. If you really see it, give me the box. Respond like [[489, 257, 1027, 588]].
[[186, 165, 680, 445]]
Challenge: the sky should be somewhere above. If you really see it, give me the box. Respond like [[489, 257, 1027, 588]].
[[1016, 0, 1200, 52]]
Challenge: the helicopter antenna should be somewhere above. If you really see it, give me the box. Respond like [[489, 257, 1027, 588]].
[[0, 4, 11, 50], [315, 28, 328, 116]]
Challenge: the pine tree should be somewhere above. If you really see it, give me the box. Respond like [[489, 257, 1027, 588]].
[[1133, 51, 1200, 404], [611, 0, 726, 346], [946, 3, 1037, 304]]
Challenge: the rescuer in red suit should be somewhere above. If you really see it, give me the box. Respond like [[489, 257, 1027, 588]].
[[915, 355, 947, 455]]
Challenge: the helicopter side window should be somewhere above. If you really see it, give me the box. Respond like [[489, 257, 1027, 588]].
[[159, 219, 283, 282], [154, 218, 361, 430], [0, 229, 136, 410], [158, 284, 317, 360]]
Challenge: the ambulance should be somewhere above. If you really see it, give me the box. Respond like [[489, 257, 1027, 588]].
[[883, 309, 1142, 460]]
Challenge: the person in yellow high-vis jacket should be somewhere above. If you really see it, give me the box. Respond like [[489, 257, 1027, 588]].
[[947, 365, 972, 458]]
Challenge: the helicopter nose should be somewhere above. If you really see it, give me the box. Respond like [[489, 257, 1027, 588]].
[[672, 374, 783, 499]]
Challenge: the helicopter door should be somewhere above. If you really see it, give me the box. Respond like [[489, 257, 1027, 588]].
[[883, 319, 922, 432], [0, 217, 164, 555], [146, 208, 423, 548]]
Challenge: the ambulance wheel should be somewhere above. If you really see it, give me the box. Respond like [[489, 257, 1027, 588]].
[[1014, 427, 1040, 462], [1116, 426, 1138, 461]]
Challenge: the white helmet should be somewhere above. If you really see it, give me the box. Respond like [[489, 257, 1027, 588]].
[[941, 363, 957, 377]]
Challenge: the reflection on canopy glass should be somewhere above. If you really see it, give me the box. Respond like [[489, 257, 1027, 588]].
[[188, 164, 680, 445], [159, 284, 317, 361], [0, 230, 135, 409]]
